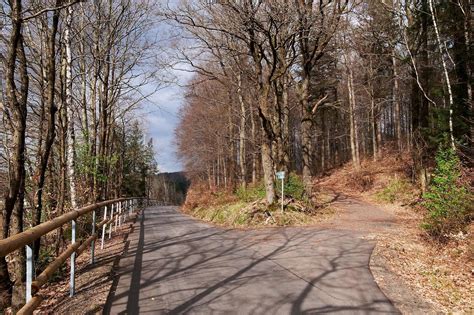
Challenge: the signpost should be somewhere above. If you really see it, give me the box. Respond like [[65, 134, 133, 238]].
[[276, 171, 285, 213]]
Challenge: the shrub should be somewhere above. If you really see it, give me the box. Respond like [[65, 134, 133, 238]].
[[282, 173, 305, 200], [236, 174, 305, 203], [235, 182, 266, 202], [376, 177, 413, 204], [422, 145, 472, 239]]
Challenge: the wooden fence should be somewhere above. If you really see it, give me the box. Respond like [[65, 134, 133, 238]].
[[0, 197, 145, 314]]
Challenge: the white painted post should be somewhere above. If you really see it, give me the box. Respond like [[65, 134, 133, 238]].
[[118, 201, 122, 227], [114, 202, 118, 232], [109, 203, 114, 239], [101, 206, 108, 250], [26, 245, 33, 303], [70, 219, 76, 297], [91, 209, 96, 264], [276, 171, 285, 213], [281, 177, 284, 213], [128, 200, 132, 217]]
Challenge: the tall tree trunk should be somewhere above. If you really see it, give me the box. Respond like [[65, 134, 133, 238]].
[[250, 105, 257, 184], [65, 6, 77, 209], [392, 52, 402, 151], [33, 2, 61, 261], [237, 73, 246, 188], [300, 77, 313, 193], [428, 0, 455, 148], [465, 0, 473, 145], [347, 64, 360, 169], [258, 86, 275, 204], [281, 75, 290, 173], [1, 0, 28, 309], [371, 93, 378, 161]]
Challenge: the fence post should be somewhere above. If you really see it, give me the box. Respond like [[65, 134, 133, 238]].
[[117, 201, 121, 227], [109, 203, 114, 239], [114, 202, 118, 232], [91, 209, 96, 264], [101, 206, 108, 250], [128, 200, 132, 217], [70, 219, 76, 297], [26, 244, 33, 303], [119, 201, 122, 226]]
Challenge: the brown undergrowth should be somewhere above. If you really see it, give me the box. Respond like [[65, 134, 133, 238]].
[[183, 183, 335, 228], [315, 149, 473, 314], [32, 218, 135, 314]]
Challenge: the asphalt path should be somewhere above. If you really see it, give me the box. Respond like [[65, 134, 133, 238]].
[[106, 206, 399, 314]]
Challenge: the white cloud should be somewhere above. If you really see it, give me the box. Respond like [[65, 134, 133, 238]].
[[140, 64, 193, 173]]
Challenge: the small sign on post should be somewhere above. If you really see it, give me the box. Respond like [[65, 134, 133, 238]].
[[276, 171, 285, 213]]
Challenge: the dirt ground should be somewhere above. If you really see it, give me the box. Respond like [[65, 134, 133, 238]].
[[315, 189, 472, 314], [33, 216, 136, 314], [367, 202, 473, 314], [314, 153, 473, 314]]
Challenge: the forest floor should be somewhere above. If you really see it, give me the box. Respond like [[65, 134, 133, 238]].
[[33, 215, 137, 314], [314, 153, 473, 314], [182, 184, 338, 228]]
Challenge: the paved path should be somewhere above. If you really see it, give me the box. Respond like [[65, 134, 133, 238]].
[[106, 206, 399, 314]]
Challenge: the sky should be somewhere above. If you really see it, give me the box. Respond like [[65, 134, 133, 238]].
[[138, 4, 194, 174], [141, 67, 193, 173]]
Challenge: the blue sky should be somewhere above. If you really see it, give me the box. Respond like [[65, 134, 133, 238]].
[[141, 67, 193, 173], [138, 5, 194, 173]]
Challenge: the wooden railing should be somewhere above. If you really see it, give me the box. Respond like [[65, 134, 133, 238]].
[[0, 197, 145, 314]]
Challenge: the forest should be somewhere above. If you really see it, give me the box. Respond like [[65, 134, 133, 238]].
[[172, 0, 472, 223], [0, 0, 158, 310], [173, 0, 472, 197]]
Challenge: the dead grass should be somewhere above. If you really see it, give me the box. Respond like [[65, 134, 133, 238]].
[[374, 218, 473, 313], [184, 198, 335, 228], [184, 183, 238, 211], [315, 148, 416, 199], [315, 149, 473, 314], [183, 184, 336, 228]]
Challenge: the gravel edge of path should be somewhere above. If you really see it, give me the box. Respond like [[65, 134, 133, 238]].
[[34, 214, 138, 314]]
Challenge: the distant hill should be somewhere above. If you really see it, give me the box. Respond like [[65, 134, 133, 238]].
[[149, 172, 190, 205]]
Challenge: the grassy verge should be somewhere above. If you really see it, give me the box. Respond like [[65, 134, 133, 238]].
[[187, 200, 335, 228], [183, 175, 335, 228]]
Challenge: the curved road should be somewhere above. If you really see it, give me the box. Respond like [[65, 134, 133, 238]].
[[106, 206, 399, 314]]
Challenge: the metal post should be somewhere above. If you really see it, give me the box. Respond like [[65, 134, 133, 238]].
[[70, 219, 76, 297], [114, 203, 118, 232], [101, 206, 108, 249], [26, 244, 33, 303], [281, 178, 284, 213], [118, 201, 122, 227], [91, 209, 96, 264], [109, 203, 114, 239]]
